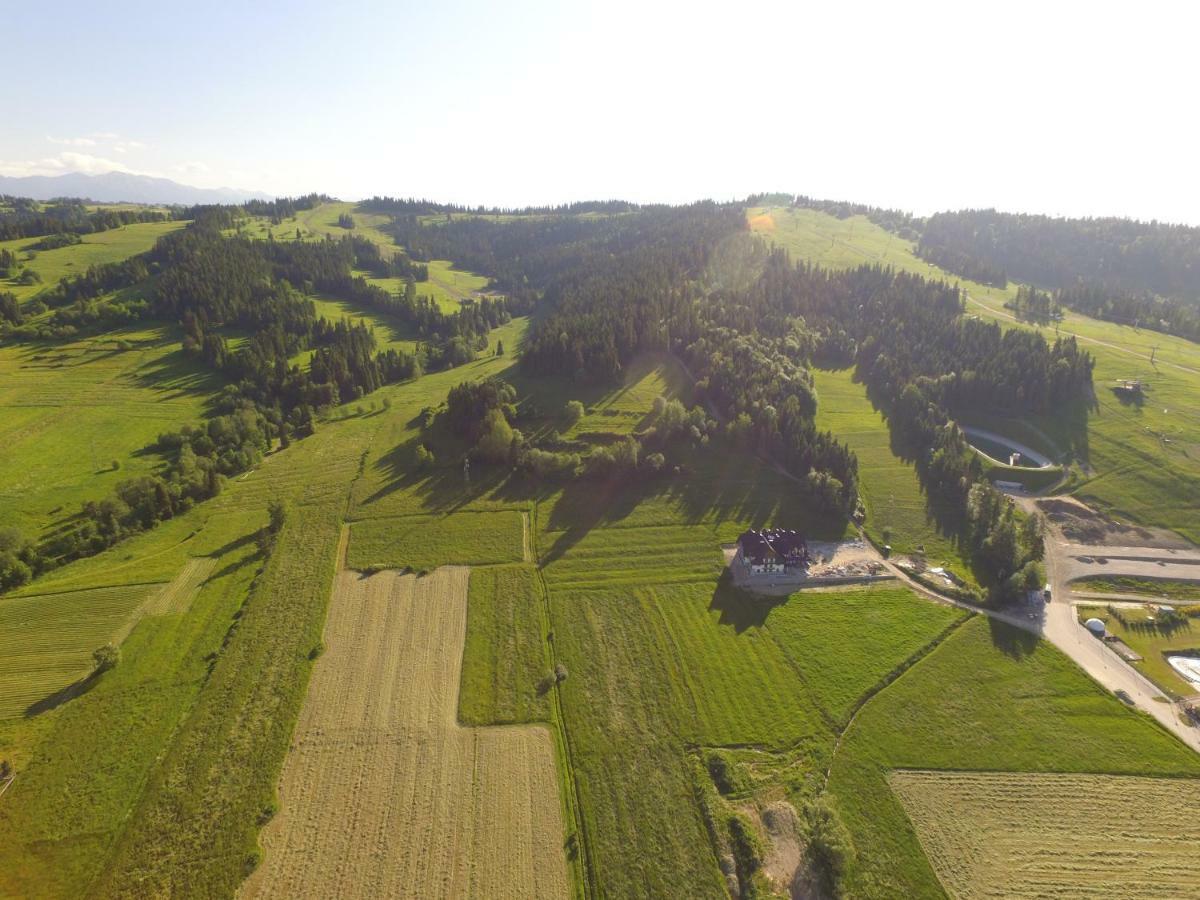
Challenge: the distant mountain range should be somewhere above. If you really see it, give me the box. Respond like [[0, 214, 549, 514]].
[[0, 171, 271, 205]]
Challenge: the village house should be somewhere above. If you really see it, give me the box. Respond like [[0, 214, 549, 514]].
[[735, 529, 809, 576]]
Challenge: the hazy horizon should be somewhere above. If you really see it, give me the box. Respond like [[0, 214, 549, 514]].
[[5, 0, 1199, 224]]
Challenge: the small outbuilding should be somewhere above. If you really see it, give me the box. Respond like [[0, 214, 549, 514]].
[[1084, 617, 1107, 637]]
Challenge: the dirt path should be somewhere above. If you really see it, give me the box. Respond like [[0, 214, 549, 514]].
[[241, 564, 568, 899]]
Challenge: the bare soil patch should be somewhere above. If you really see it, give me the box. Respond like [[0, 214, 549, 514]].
[[1038, 497, 1191, 549], [759, 801, 806, 897], [241, 565, 568, 899]]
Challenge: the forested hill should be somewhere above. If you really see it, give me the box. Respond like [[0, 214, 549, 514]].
[[918, 208, 1200, 301], [393, 204, 1092, 600]]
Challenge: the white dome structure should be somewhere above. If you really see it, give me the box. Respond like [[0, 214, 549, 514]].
[[1084, 618, 1106, 636]]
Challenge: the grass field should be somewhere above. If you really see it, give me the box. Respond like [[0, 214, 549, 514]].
[[0, 317, 536, 897], [813, 366, 978, 584], [891, 770, 1200, 899], [459, 564, 552, 726], [752, 205, 1200, 545], [307, 294, 419, 351], [0, 511, 264, 898], [0, 582, 159, 718], [1077, 604, 1199, 698], [347, 510, 527, 571], [826, 616, 1200, 898], [6, 201, 1200, 900], [0, 220, 186, 303], [0, 326, 222, 537], [242, 565, 568, 899], [240, 200, 489, 315], [762, 586, 966, 726], [1074, 576, 1200, 602]]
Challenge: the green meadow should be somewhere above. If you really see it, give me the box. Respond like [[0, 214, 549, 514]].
[[0, 320, 525, 894], [753, 205, 1200, 544], [239, 200, 495, 315], [347, 509, 527, 571], [3, 203, 1199, 900], [813, 365, 978, 583], [0, 326, 221, 538], [0, 220, 186, 304], [458, 563, 553, 726], [827, 616, 1200, 898]]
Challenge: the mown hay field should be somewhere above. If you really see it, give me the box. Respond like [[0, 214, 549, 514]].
[[242, 565, 567, 900], [890, 770, 1200, 899], [0, 583, 158, 717], [347, 509, 527, 571]]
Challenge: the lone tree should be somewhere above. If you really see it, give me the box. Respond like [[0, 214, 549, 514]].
[[564, 400, 585, 426], [257, 499, 287, 555], [92, 643, 120, 675]]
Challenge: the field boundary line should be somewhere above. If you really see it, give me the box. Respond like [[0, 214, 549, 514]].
[[4, 579, 169, 600], [822, 611, 973, 790], [532, 501, 594, 900]]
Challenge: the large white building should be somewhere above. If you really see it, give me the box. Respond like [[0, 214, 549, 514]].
[[735, 529, 808, 576]]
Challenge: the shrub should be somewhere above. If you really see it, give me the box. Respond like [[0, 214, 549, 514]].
[[804, 796, 855, 891], [92, 643, 121, 675], [564, 399, 585, 426], [706, 752, 739, 795]]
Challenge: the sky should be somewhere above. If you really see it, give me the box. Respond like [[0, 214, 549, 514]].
[[3, 0, 1198, 222]]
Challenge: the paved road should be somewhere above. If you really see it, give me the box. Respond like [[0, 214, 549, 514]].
[[1057, 543, 1200, 583], [1041, 526, 1200, 752]]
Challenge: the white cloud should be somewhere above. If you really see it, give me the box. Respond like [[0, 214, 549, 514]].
[[46, 135, 98, 147], [45, 133, 146, 154], [59, 152, 136, 174], [0, 151, 138, 178], [172, 160, 210, 175]]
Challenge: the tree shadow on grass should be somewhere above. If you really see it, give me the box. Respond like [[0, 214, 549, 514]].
[[709, 570, 785, 634], [25, 668, 102, 717], [986, 616, 1040, 659]]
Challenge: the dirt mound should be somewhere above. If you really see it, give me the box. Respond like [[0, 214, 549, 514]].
[[1037, 497, 1191, 549]]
